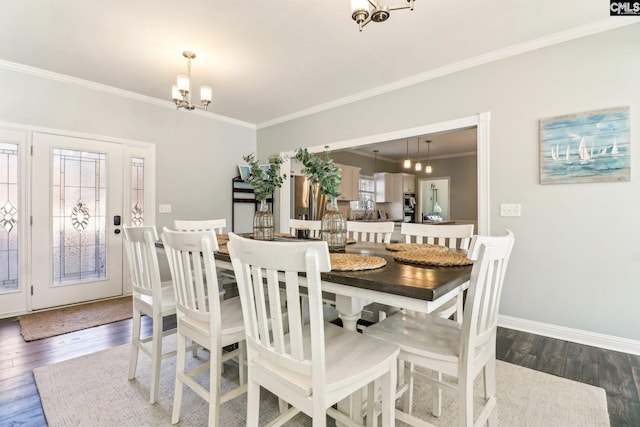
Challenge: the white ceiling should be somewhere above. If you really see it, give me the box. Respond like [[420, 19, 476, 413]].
[[0, 1, 630, 128]]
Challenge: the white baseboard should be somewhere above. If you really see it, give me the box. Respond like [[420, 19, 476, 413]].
[[498, 315, 640, 356]]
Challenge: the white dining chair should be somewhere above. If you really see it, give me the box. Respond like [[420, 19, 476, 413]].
[[364, 230, 515, 427], [123, 225, 177, 404], [288, 218, 322, 238], [347, 220, 395, 244], [400, 222, 475, 322], [401, 222, 474, 250], [161, 228, 246, 427], [227, 232, 399, 427], [174, 218, 230, 299], [174, 218, 226, 235]]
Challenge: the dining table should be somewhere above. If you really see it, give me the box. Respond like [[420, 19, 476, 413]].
[[214, 237, 473, 332]]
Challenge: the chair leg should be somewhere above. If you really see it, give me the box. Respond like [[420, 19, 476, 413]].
[[238, 341, 246, 386], [208, 348, 222, 427], [432, 370, 442, 417], [484, 359, 498, 426], [246, 377, 260, 427], [171, 333, 187, 424], [128, 309, 141, 380], [149, 314, 162, 404], [402, 361, 414, 414], [459, 366, 474, 427], [380, 359, 396, 427], [366, 380, 376, 427]]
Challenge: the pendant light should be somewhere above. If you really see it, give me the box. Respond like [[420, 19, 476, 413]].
[[403, 139, 411, 168], [373, 149, 379, 173], [425, 140, 433, 174], [414, 138, 422, 172]]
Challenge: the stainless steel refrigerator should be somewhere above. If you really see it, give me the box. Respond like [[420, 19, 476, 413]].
[[291, 175, 327, 220]]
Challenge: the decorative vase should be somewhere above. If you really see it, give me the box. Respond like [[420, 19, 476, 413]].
[[253, 199, 274, 240], [321, 197, 346, 252]]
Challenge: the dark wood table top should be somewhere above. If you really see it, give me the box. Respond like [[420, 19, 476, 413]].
[[214, 239, 472, 303]]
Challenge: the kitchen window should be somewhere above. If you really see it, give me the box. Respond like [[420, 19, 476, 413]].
[[350, 176, 375, 210]]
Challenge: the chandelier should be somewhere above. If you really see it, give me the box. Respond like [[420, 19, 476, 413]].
[[351, 0, 415, 31], [171, 51, 212, 111]]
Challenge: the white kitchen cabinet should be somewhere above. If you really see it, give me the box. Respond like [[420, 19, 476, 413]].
[[403, 174, 416, 193], [336, 163, 361, 201], [374, 172, 394, 203]]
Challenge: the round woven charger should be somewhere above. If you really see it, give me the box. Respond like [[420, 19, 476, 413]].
[[346, 238, 357, 245], [330, 253, 387, 271], [217, 245, 229, 254], [394, 250, 472, 267], [385, 243, 448, 252]]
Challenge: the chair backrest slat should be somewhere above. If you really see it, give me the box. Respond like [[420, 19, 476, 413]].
[[228, 233, 331, 379], [288, 219, 322, 238], [401, 223, 474, 250], [346, 221, 394, 244], [123, 225, 161, 299], [174, 219, 226, 235], [461, 230, 514, 359], [161, 228, 221, 325]]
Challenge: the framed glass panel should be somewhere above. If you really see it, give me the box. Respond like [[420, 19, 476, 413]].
[[131, 157, 145, 226], [0, 143, 18, 292], [52, 149, 107, 285]]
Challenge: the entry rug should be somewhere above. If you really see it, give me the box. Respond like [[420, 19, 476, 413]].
[[19, 297, 132, 341], [33, 340, 610, 426]]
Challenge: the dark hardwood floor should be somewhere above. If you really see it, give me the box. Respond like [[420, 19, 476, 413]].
[[1, 316, 638, 426]]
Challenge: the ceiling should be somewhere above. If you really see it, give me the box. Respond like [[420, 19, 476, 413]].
[[340, 127, 478, 162], [0, 1, 626, 127]]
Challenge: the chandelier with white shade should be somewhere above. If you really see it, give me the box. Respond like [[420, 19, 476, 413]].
[[350, 0, 415, 31], [171, 51, 212, 111]]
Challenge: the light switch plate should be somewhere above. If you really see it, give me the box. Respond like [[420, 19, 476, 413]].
[[499, 203, 521, 217], [158, 204, 172, 213]]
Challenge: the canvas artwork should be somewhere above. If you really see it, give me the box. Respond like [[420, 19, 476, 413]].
[[539, 106, 630, 184]]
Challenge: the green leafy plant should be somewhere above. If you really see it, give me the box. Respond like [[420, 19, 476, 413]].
[[294, 146, 342, 199], [242, 153, 287, 201]]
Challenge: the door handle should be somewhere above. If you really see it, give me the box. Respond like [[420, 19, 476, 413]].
[[114, 228, 121, 235]]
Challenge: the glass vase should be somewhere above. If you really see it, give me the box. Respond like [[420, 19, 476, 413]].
[[253, 199, 274, 240], [321, 197, 346, 252]]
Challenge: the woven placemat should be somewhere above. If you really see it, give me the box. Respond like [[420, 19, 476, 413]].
[[330, 253, 387, 271], [394, 250, 472, 266], [385, 243, 449, 252]]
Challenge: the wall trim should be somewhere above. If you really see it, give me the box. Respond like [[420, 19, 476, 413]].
[[0, 60, 256, 130], [257, 18, 636, 129], [499, 315, 640, 356]]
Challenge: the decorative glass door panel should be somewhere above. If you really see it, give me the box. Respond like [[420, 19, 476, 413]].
[[0, 143, 19, 293], [31, 133, 123, 310], [52, 149, 107, 284]]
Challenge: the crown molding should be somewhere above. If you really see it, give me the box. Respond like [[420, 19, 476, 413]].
[[0, 59, 256, 130], [257, 18, 639, 130]]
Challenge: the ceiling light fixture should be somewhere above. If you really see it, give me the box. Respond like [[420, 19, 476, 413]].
[[351, 0, 415, 31], [425, 140, 433, 174], [171, 51, 212, 111], [373, 149, 379, 173], [414, 139, 422, 172], [403, 139, 411, 168]]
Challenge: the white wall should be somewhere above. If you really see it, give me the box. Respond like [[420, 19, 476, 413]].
[[257, 24, 640, 342], [0, 67, 256, 232]]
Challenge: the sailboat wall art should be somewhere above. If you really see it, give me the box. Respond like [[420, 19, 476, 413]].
[[539, 106, 630, 184]]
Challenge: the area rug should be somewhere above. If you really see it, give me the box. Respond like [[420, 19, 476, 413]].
[[19, 296, 132, 341], [33, 338, 610, 427]]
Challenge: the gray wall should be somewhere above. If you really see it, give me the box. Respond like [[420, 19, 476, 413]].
[[427, 155, 478, 221], [330, 151, 397, 175], [257, 24, 640, 341], [0, 67, 256, 232]]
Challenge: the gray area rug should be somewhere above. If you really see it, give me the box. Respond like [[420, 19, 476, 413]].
[[34, 339, 610, 426]]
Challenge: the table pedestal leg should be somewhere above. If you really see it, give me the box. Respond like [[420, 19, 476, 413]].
[[334, 295, 367, 426]]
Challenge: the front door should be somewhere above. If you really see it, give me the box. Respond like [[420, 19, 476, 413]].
[[31, 132, 124, 310]]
